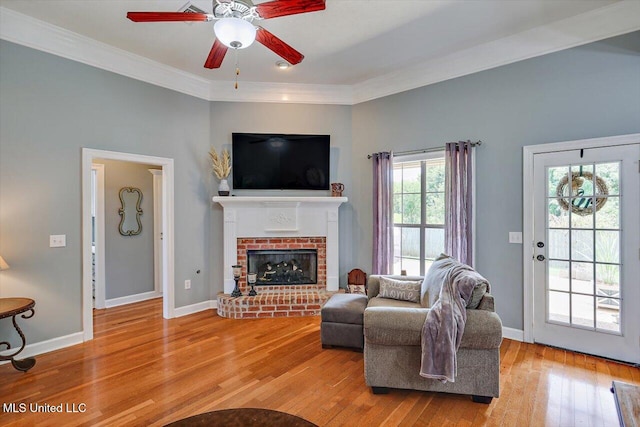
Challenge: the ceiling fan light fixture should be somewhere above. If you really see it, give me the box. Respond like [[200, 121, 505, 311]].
[[214, 17, 256, 49], [276, 60, 290, 70]]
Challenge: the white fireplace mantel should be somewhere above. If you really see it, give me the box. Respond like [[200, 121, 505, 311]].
[[213, 196, 348, 293]]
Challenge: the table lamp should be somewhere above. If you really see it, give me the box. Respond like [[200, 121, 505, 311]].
[[0, 255, 9, 271]]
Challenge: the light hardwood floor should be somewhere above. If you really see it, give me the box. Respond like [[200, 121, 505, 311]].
[[1, 299, 638, 426]]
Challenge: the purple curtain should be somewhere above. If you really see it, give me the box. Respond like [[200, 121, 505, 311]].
[[372, 151, 394, 274], [445, 141, 474, 266]]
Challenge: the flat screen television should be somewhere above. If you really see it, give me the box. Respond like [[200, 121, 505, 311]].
[[232, 133, 330, 190]]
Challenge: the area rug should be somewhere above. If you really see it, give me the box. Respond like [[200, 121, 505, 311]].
[[164, 408, 318, 427]]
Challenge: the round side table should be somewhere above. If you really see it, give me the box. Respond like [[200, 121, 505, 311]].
[[0, 297, 36, 372]]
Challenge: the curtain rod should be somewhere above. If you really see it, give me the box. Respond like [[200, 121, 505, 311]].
[[367, 140, 482, 159]]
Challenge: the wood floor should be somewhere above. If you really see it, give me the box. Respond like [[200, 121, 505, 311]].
[[1, 299, 638, 426]]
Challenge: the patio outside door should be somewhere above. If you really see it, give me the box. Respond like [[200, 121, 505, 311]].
[[532, 143, 640, 363]]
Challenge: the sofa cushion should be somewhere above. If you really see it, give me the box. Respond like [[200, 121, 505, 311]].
[[378, 277, 422, 303], [465, 278, 488, 309], [477, 293, 495, 312], [364, 306, 428, 346], [321, 293, 368, 325], [368, 296, 421, 309], [364, 306, 502, 349]]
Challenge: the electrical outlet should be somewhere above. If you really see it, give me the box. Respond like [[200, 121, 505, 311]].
[[50, 235, 66, 247], [184, 280, 191, 290]]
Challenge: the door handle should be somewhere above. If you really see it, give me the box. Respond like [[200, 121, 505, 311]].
[[536, 255, 545, 261]]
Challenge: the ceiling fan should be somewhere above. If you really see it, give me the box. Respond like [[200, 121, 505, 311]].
[[127, 0, 326, 70]]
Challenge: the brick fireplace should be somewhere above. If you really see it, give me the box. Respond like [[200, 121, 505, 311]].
[[212, 196, 347, 318]]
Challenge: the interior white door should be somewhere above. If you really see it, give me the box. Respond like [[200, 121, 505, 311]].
[[92, 163, 106, 309], [532, 144, 640, 363], [150, 169, 163, 295]]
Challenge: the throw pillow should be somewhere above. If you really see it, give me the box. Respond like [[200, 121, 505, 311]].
[[456, 270, 489, 309], [378, 277, 422, 303]]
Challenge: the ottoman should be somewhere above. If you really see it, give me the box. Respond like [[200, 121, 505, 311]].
[[321, 293, 368, 350]]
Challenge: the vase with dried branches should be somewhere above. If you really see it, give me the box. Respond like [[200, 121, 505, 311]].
[[209, 148, 232, 196]]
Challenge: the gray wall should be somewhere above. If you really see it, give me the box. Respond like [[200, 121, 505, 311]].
[[0, 40, 211, 345], [1, 30, 639, 347], [208, 102, 355, 296], [96, 160, 156, 300], [352, 31, 640, 329]]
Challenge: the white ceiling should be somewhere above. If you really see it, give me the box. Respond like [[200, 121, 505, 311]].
[[1, 0, 639, 104]]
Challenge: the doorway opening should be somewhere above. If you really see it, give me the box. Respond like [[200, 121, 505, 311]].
[[91, 161, 164, 310], [82, 149, 175, 341]]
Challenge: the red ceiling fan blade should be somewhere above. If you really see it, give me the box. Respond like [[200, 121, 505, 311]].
[[204, 40, 228, 69], [256, 27, 304, 65], [127, 12, 213, 22], [256, 0, 325, 19]]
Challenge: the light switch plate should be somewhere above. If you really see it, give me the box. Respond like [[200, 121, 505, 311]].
[[50, 235, 66, 247], [509, 232, 523, 244]]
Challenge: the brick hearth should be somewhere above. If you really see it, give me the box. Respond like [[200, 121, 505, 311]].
[[217, 285, 335, 319]]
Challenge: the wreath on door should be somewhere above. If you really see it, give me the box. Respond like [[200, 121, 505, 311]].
[[555, 171, 609, 216]]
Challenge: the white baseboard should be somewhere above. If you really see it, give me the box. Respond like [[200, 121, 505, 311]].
[[503, 327, 524, 342], [174, 300, 217, 318], [0, 331, 84, 365], [105, 291, 162, 308]]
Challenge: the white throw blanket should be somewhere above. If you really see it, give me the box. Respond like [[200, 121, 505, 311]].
[[419, 263, 485, 383]]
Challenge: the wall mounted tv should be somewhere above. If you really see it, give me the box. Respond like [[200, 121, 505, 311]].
[[232, 133, 330, 190]]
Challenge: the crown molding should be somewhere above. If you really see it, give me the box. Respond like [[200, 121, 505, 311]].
[[0, 7, 212, 101], [352, 0, 640, 104], [0, 7, 352, 105], [2, 3, 639, 106]]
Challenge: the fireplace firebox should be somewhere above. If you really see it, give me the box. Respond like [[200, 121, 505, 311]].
[[247, 249, 317, 285]]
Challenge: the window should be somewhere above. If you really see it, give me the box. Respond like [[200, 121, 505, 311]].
[[393, 152, 445, 276]]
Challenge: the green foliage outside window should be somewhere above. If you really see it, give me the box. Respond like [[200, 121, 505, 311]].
[[393, 157, 446, 276], [394, 160, 445, 226]]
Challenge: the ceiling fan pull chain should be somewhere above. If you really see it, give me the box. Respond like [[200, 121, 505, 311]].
[[235, 48, 240, 90]]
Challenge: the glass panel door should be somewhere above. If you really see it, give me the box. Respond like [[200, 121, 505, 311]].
[[533, 143, 640, 363]]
